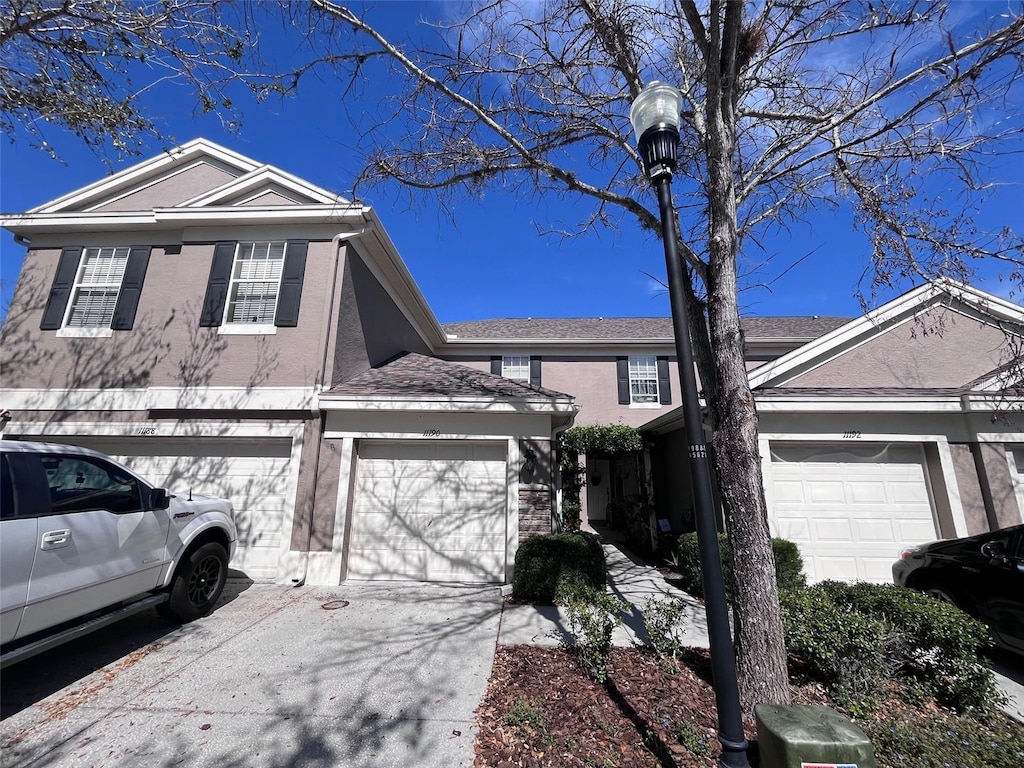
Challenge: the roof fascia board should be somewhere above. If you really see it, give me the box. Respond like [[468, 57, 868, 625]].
[[31, 139, 260, 214], [317, 395, 577, 414], [352, 209, 448, 348], [440, 338, 677, 349], [0, 386, 315, 411], [180, 165, 345, 207], [2, 205, 367, 234], [753, 395, 965, 413]]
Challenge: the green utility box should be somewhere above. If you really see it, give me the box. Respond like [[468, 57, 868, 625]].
[[755, 704, 877, 768]]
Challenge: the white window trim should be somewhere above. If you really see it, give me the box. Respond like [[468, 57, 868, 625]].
[[218, 323, 278, 336], [628, 355, 661, 408], [56, 327, 114, 339], [220, 241, 286, 331], [61, 246, 130, 331]]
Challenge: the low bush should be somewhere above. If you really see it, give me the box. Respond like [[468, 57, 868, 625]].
[[815, 581, 1000, 713], [781, 581, 1001, 715], [641, 596, 689, 672], [673, 532, 806, 598], [863, 706, 1024, 768], [512, 532, 605, 603], [556, 578, 626, 683], [780, 586, 897, 704]]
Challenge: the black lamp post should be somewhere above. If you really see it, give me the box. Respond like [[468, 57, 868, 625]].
[[630, 81, 750, 768]]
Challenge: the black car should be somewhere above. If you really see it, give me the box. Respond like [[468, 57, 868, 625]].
[[892, 524, 1024, 654]]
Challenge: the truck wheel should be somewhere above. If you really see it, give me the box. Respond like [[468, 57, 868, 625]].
[[159, 542, 228, 623]]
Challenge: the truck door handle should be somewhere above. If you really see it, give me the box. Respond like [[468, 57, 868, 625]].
[[41, 529, 71, 550]]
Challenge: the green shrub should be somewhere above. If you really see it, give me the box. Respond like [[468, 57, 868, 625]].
[[673, 532, 806, 598], [561, 501, 582, 532], [557, 580, 626, 683], [814, 581, 1000, 714], [513, 532, 605, 603], [641, 596, 689, 672], [781, 582, 1001, 715], [864, 707, 1024, 768], [780, 586, 897, 704]]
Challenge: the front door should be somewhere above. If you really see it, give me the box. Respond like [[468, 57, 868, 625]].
[[586, 458, 610, 523]]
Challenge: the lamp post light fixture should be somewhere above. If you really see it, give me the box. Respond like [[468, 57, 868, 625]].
[[630, 81, 751, 768]]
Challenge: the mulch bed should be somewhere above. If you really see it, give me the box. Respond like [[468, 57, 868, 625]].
[[473, 645, 835, 768]]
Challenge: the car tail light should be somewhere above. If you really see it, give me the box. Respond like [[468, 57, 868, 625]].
[[898, 546, 919, 560]]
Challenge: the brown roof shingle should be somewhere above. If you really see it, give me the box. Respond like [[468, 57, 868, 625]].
[[323, 352, 572, 400], [442, 316, 850, 341]]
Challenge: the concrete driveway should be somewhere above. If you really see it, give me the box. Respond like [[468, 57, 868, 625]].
[[0, 578, 504, 768]]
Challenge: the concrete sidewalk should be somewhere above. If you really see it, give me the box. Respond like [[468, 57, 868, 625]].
[[497, 536, 709, 650]]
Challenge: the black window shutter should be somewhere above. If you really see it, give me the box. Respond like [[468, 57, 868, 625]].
[[275, 240, 308, 327], [491, 357, 502, 375], [199, 241, 236, 327], [657, 357, 672, 404], [616, 357, 630, 404], [111, 246, 152, 330], [40, 247, 82, 330], [530, 357, 542, 388]]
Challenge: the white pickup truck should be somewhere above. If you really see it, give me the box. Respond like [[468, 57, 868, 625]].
[[0, 441, 237, 667]]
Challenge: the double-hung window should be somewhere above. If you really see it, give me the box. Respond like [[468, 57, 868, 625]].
[[628, 355, 660, 404], [491, 355, 540, 387], [617, 355, 670, 406], [65, 247, 130, 329], [200, 239, 308, 333], [501, 355, 531, 383], [224, 242, 285, 326], [41, 245, 153, 336]]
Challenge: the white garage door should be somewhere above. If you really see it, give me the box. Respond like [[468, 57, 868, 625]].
[[770, 443, 937, 584], [38, 436, 294, 580], [349, 441, 508, 582]]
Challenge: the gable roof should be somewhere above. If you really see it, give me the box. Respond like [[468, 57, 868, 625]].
[[747, 280, 1024, 390], [321, 352, 574, 403], [442, 316, 849, 342], [0, 138, 362, 234]]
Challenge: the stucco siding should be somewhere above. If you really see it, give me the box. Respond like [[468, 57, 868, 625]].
[[331, 246, 432, 384], [91, 162, 239, 212], [983, 442, 1023, 528], [0, 239, 335, 390], [949, 443, 989, 535], [438, 355, 681, 426], [786, 306, 1011, 388]]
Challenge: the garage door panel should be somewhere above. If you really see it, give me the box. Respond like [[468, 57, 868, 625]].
[[776, 518, 811, 542], [771, 442, 937, 584], [848, 482, 886, 504], [813, 519, 853, 542], [855, 518, 895, 542], [807, 482, 846, 503], [39, 435, 294, 580], [348, 441, 507, 582]]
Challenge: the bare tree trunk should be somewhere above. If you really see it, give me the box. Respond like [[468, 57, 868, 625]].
[[703, 0, 790, 713]]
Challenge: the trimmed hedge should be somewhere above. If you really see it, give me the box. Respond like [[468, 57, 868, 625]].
[[513, 532, 605, 603], [673, 532, 807, 598], [781, 581, 1000, 714]]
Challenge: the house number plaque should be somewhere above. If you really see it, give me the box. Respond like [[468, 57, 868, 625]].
[[422, 429, 441, 437], [136, 427, 157, 435]]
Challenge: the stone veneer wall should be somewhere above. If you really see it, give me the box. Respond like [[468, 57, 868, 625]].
[[519, 486, 553, 541]]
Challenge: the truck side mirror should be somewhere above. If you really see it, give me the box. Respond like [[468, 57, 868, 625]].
[[151, 488, 171, 510]]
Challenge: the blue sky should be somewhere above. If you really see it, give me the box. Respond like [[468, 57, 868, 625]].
[[1, 1, 1021, 324]]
